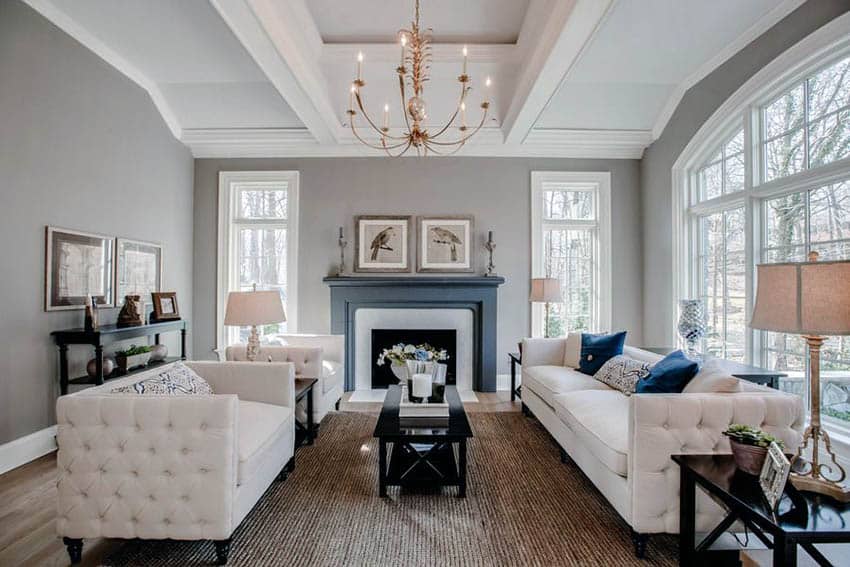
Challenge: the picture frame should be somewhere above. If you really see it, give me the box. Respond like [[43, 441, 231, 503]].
[[115, 238, 162, 307], [354, 215, 412, 273], [417, 215, 474, 273], [151, 291, 180, 321], [760, 441, 792, 511], [45, 226, 114, 311]]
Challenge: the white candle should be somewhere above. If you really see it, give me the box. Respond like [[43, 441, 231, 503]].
[[400, 35, 407, 67], [357, 51, 363, 81], [383, 103, 389, 129], [460, 102, 466, 127], [462, 45, 468, 75], [349, 84, 355, 110], [412, 373, 432, 398], [485, 76, 492, 88]]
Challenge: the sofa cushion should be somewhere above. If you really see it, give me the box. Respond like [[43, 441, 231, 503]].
[[238, 400, 292, 484], [562, 333, 582, 368], [523, 365, 613, 401], [682, 358, 741, 394], [593, 355, 650, 395], [636, 350, 700, 394], [111, 362, 213, 395], [322, 360, 343, 394], [579, 331, 627, 375], [553, 390, 629, 477]]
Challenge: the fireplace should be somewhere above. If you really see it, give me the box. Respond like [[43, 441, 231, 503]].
[[371, 329, 457, 389]]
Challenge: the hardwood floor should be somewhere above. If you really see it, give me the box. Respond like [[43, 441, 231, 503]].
[[0, 391, 519, 567]]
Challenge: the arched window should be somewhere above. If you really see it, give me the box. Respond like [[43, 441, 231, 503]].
[[673, 14, 850, 429]]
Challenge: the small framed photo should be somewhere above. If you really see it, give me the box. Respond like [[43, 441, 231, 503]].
[[151, 291, 180, 321], [417, 215, 474, 273], [355, 215, 412, 273], [115, 238, 162, 307], [45, 226, 114, 311], [760, 442, 791, 511]]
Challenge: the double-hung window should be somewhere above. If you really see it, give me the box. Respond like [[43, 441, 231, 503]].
[[217, 171, 299, 350], [677, 47, 850, 429], [531, 172, 611, 337]]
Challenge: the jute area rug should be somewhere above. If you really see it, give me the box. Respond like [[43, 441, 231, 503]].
[[105, 411, 677, 566]]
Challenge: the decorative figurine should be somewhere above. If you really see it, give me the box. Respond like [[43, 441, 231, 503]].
[[337, 226, 348, 276], [484, 230, 496, 276], [117, 295, 144, 327]]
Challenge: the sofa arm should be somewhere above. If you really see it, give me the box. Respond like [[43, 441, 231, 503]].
[[186, 361, 295, 408], [520, 338, 566, 367], [628, 392, 804, 533], [56, 394, 239, 541], [274, 334, 344, 364]]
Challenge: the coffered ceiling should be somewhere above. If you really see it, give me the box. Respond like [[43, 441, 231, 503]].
[[24, 0, 803, 158]]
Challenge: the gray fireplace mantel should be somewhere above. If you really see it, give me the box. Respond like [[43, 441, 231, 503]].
[[323, 276, 506, 392]]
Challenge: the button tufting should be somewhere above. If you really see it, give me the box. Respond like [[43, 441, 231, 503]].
[[83, 443, 91, 451], [164, 470, 172, 477], [81, 491, 88, 498], [132, 470, 139, 477], [149, 494, 156, 501], [200, 467, 209, 474], [131, 517, 138, 523], [181, 495, 189, 502], [115, 492, 122, 499], [181, 448, 189, 455], [200, 422, 208, 430], [164, 518, 171, 525], [149, 447, 156, 454]]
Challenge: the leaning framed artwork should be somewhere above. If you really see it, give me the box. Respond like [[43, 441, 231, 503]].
[[45, 226, 115, 311], [417, 215, 474, 273], [115, 238, 162, 306], [354, 215, 412, 272]]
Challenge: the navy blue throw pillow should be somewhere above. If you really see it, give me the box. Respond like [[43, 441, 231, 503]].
[[635, 350, 700, 394], [578, 331, 627, 375]]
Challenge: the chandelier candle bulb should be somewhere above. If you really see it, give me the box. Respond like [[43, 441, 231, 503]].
[[462, 45, 468, 75], [400, 35, 407, 67], [383, 103, 389, 129], [357, 51, 363, 82], [349, 85, 355, 111], [461, 102, 467, 127]]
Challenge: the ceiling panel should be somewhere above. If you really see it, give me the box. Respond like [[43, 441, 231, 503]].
[[307, 0, 530, 44]]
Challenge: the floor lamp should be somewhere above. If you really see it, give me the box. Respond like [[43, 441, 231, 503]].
[[530, 277, 562, 338], [224, 287, 286, 361], [750, 252, 850, 501]]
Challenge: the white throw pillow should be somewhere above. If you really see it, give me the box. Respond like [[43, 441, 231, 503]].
[[682, 359, 741, 394], [111, 362, 213, 395], [563, 332, 582, 369], [593, 355, 651, 395]]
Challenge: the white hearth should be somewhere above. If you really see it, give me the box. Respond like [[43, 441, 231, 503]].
[[350, 308, 477, 402]]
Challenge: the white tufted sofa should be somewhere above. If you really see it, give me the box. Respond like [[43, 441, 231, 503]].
[[55, 361, 296, 565], [226, 334, 344, 425], [520, 338, 805, 558]]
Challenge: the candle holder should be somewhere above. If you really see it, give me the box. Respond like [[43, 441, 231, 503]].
[[336, 231, 348, 276], [484, 235, 496, 276]]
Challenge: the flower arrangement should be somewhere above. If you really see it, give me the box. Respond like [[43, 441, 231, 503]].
[[376, 343, 449, 367], [723, 424, 785, 449]]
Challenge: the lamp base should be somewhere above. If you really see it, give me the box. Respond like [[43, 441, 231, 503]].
[[790, 473, 850, 502], [246, 325, 260, 362]]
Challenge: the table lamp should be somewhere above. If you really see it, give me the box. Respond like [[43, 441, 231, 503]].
[[224, 287, 286, 361], [530, 277, 562, 338], [750, 252, 850, 501]]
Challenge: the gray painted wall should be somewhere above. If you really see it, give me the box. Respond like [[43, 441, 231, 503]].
[[0, 1, 194, 444], [640, 0, 850, 346], [193, 157, 644, 374]]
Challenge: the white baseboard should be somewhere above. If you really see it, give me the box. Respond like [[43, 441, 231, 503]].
[[0, 426, 58, 475], [496, 373, 512, 391]]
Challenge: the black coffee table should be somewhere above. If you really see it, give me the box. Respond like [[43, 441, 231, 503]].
[[373, 385, 473, 498]]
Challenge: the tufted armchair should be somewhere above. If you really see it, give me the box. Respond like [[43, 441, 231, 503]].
[[226, 334, 344, 426], [55, 361, 296, 565]]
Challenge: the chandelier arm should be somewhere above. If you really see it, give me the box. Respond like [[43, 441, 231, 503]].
[[398, 72, 412, 134], [425, 106, 488, 146], [428, 84, 469, 141], [382, 137, 413, 158], [350, 118, 410, 150], [355, 92, 408, 140], [426, 139, 466, 157]]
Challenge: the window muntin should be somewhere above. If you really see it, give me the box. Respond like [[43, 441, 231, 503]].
[[696, 130, 745, 201]]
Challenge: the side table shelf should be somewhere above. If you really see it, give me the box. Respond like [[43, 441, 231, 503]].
[[52, 320, 188, 395]]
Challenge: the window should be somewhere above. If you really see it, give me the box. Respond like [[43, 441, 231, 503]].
[[217, 171, 299, 350], [675, 25, 850, 432], [531, 172, 611, 337]]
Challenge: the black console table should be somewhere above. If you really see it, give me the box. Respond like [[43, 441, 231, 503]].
[[52, 320, 188, 395]]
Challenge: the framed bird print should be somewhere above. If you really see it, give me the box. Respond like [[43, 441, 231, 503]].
[[417, 215, 474, 273], [354, 215, 412, 272]]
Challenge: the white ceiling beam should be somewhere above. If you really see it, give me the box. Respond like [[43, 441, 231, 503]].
[[210, 0, 339, 144], [321, 43, 518, 65], [502, 0, 614, 145]]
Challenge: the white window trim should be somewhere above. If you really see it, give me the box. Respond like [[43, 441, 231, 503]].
[[216, 171, 299, 353], [530, 171, 612, 338], [672, 13, 850, 441]]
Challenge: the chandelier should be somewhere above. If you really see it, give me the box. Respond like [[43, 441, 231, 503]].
[[347, 0, 491, 157]]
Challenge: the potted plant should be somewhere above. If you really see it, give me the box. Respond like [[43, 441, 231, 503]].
[[376, 343, 449, 383], [115, 344, 153, 372], [723, 424, 785, 475]]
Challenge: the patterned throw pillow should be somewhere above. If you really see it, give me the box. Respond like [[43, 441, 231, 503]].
[[593, 355, 650, 395], [111, 362, 213, 395]]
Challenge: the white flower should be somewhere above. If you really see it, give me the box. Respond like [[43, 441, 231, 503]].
[[426, 351, 434, 360], [403, 344, 416, 354], [392, 345, 403, 354]]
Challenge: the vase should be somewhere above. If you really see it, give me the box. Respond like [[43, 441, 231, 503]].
[[678, 299, 706, 359], [149, 344, 168, 363], [391, 363, 408, 383], [729, 440, 768, 475], [86, 356, 116, 378]]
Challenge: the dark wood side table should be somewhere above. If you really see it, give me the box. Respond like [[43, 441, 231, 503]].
[[294, 377, 318, 446], [642, 348, 786, 389], [508, 352, 522, 401], [674, 454, 850, 567]]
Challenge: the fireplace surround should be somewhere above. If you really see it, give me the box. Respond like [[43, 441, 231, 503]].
[[324, 276, 505, 391]]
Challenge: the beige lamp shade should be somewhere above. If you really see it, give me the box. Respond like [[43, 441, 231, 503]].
[[224, 290, 286, 327], [530, 277, 562, 303], [750, 260, 850, 336]]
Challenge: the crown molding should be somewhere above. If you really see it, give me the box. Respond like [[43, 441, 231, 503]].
[[22, 0, 182, 140], [650, 0, 806, 141], [183, 127, 650, 159]]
